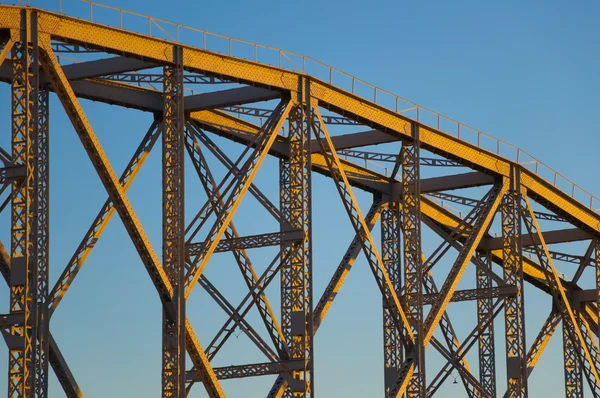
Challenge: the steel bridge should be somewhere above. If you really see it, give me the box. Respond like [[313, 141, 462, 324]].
[[0, 2, 599, 397]]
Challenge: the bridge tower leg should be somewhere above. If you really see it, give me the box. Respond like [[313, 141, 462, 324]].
[[477, 251, 497, 396], [381, 201, 402, 396], [279, 78, 313, 397], [402, 123, 425, 397], [6, 9, 50, 398], [502, 167, 528, 397], [161, 46, 186, 398], [563, 319, 583, 398]]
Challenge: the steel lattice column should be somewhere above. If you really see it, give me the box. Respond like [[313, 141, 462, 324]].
[[162, 46, 186, 398], [279, 84, 312, 397], [477, 251, 496, 396], [6, 10, 45, 398], [563, 320, 583, 398], [33, 85, 49, 398], [381, 203, 402, 395], [596, 242, 600, 347], [402, 124, 425, 397], [502, 168, 527, 397]]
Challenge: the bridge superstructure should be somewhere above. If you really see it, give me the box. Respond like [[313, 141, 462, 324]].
[[0, 2, 598, 397]]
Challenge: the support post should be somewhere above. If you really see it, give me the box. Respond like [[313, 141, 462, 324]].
[[502, 166, 528, 397], [279, 77, 312, 397], [7, 9, 45, 398], [162, 46, 186, 398], [563, 320, 583, 398], [401, 126, 425, 397], [381, 203, 402, 395], [477, 251, 496, 396]]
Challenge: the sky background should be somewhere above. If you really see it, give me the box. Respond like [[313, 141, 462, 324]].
[[0, 0, 599, 396]]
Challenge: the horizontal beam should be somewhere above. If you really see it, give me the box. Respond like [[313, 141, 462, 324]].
[[309, 129, 395, 152], [187, 360, 304, 382], [406, 171, 495, 194], [184, 86, 282, 112], [59, 56, 157, 80], [421, 285, 517, 305], [0, 165, 25, 183], [481, 228, 591, 251], [187, 230, 303, 257]]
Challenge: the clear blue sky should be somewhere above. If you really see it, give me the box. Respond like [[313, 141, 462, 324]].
[[0, 0, 599, 396]]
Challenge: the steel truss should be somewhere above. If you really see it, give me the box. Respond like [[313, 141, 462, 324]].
[[0, 5, 599, 398]]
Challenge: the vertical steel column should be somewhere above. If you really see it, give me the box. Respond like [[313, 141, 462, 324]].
[[402, 124, 425, 397], [563, 320, 583, 398], [162, 46, 185, 398], [33, 86, 49, 398], [381, 203, 402, 395], [279, 78, 312, 397], [477, 252, 496, 396], [502, 167, 527, 398], [7, 9, 41, 398], [597, 242, 600, 347]]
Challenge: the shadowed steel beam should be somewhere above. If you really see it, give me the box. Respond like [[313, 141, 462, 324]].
[[421, 285, 516, 305], [187, 360, 305, 382], [39, 40, 225, 398], [187, 230, 303, 255], [482, 228, 590, 251], [184, 86, 281, 112], [417, 172, 494, 193], [59, 56, 156, 80]]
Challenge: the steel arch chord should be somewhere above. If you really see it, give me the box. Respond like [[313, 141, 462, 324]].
[[0, 4, 599, 398]]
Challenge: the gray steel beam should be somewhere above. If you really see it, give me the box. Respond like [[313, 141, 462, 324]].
[[187, 360, 304, 382], [482, 228, 590, 251], [60, 56, 157, 80], [184, 86, 282, 112]]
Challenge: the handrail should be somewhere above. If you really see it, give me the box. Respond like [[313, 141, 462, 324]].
[[13, 0, 600, 214]]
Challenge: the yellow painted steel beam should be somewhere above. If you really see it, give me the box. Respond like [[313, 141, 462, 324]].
[[0, 5, 595, 237], [37, 36, 225, 398]]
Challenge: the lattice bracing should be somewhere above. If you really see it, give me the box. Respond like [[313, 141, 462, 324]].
[[0, 4, 597, 398]]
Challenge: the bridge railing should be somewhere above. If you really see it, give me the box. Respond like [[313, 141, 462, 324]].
[[11, 0, 600, 214]]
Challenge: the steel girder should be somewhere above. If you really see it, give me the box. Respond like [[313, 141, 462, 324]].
[[0, 6, 599, 398]]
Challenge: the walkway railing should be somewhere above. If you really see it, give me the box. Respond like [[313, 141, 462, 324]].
[[11, 0, 600, 214]]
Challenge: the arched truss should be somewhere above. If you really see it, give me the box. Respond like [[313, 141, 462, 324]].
[[0, 5, 599, 398]]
